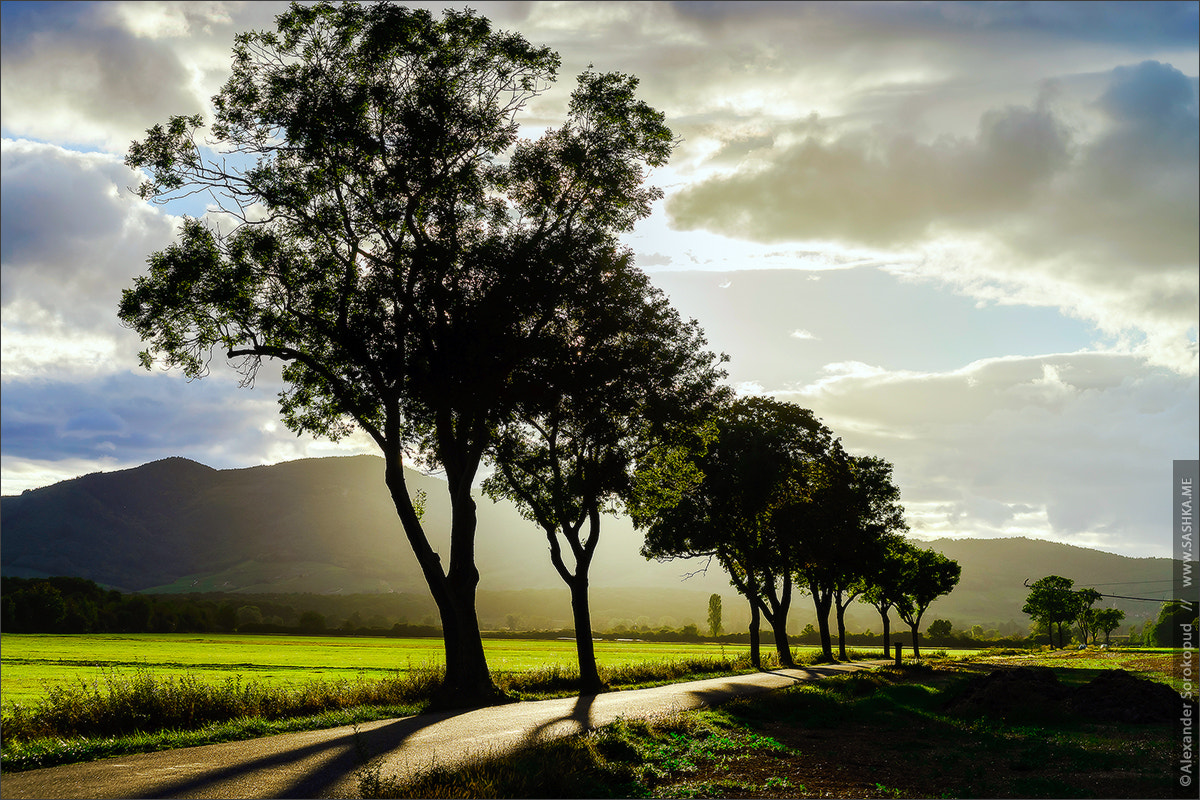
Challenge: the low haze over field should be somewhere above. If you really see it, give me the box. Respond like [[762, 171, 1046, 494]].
[[1, 1, 1197, 558]]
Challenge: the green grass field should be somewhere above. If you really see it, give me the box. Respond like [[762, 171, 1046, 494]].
[[0, 633, 767, 706]]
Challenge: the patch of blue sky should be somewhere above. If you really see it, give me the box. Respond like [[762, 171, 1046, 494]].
[[650, 266, 1101, 388]]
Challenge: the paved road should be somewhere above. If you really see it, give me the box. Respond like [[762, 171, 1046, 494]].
[[0, 661, 883, 799]]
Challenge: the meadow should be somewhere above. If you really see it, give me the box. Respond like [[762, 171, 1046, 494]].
[[0, 633, 763, 706]]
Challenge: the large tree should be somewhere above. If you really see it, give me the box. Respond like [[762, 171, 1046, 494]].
[[118, 2, 672, 705], [482, 255, 727, 693]]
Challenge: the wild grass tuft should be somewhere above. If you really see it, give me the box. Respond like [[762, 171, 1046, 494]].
[[2, 665, 443, 744]]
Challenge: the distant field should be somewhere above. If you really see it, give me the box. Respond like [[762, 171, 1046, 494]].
[[0, 633, 769, 706]]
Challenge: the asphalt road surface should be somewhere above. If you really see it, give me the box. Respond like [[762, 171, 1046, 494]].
[[0, 661, 883, 799]]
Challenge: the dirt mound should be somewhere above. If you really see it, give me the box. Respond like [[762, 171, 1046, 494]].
[[945, 667, 1069, 719], [1069, 669, 1182, 723], [947, 666, 1188, 724]]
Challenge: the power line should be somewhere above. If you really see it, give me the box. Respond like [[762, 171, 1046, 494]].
[[1096, 591, 1183, 603]]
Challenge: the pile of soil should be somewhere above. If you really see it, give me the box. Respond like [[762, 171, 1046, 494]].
[[1069, 668, 1184, 723], [945, 667, 1187, 724], [945, 667, 1070, 719]]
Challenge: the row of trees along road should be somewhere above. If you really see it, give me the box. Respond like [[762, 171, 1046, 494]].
[[118, 2, 955, 705], [630, 396, 961, 664]]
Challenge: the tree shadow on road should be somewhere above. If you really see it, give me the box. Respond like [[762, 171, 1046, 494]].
[[521, 692, 597, 744], [143, 708, 472, 799]]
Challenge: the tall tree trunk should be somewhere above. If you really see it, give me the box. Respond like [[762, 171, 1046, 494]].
[[763, 573, 794, 667], [385, 451, 497, 707], [878, 606, 891, 658], [770, 614, 794, 667], [909, 622, 921, 659], [545, 509, 603, 695], [748, 599, 761, 668], [835, 600, 849, 661], [808, 577, 834, 661], [569, 573, 603, 693]]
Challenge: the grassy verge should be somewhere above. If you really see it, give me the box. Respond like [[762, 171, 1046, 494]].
[[359, 663, 1177, 799], [2, 649, 822, 773]]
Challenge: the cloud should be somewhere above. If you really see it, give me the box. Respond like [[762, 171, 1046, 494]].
[[1, 140, 182, 384], [773, 351, 1198, 557], [0, 370, 376, 494], [668, 99, 1072, 246], [0, 6, 200, 151], [666, 60, 1199, 374]]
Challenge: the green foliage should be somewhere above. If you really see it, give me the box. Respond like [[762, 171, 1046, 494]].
[[636, 397, 844, 666], [706, 594, 722, 638], [891, 546, 961, 657], [927, 619, 953, 638], [1151, 599, 1198, 646], [1021, 576, 1105, 649], [119, 0, 683, 703]]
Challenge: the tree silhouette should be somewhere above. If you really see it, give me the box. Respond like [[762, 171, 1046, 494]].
[[119, 2, 671, 705], [636, 397, 841, 668], [707, 593, 723, 638], [812, 455, 908, 660], [860, 533, 911, 659], [893, 547, 961, 658], [1022, 575, 1082, 649], [483, 255, 726, 693]]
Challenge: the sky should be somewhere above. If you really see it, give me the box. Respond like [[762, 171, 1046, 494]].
[[1, 1, 1197, 559]]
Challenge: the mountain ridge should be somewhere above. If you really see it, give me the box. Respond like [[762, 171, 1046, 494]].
[[1, 455, 1175, 630]]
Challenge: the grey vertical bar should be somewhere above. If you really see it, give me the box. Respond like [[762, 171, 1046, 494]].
[[1174, 459, 1198, 797]]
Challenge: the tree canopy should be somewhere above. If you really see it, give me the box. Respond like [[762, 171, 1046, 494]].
[[1021, 575, 1084, 648], [119, 1, 675, 705], [482, 255, 727, 691], [635, 396, 843, 667], [892, 546, 961, 658]]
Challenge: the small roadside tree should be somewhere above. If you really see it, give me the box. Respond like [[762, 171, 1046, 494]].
[[860, 534, 912, 659], [635, 397, 841, 669], [927, 619, 952, 639], [1093, 607, 1125, 645], [1074, 587, 1103, 644], [820, 455, 909, 660], [893, 548, 961, 658], [118, 3, 674, 705]]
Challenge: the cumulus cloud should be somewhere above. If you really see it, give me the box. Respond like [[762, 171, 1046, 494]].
[[773, 351, 1199, 556], [667, 60, 1199, 374], [1, 6, 199, 151], [668, 99, 1072, 246], [1, 140, 178, 341]]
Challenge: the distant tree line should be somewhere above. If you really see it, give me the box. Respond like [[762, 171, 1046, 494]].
[[3, 577, 235, 634], [1, 578, 443, 635]]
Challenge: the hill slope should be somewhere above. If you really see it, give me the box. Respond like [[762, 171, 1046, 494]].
[[1, 456, 1174, 630]]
